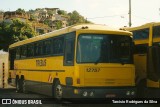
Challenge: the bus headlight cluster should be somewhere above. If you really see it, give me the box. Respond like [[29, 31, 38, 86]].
[[90, 92, 94, 97], [126, 91, 135, 96], [82, 91, 94, 97], [131, 91, 135, 95], [83, 91, 88, 97]]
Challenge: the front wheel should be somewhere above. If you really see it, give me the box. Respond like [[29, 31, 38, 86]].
[[53, 80, 63, 100], [21, 79, 27, 93]]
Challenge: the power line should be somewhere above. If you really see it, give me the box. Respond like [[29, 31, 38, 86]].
[[132, 15, 153, 21], [87, 14, 128, 19]]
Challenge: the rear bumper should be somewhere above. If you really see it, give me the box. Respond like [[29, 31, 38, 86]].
[[62, 86, 136, 98], [146, 87, 160, 98]]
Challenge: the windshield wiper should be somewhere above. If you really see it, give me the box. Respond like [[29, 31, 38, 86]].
[[94, 57, 101, 65]]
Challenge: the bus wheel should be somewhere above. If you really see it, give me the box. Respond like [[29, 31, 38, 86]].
[[16, 79, 21, 93], [137, 79, 146, 98], [53, 80, 63, 100], [21, 79, 27, 93]]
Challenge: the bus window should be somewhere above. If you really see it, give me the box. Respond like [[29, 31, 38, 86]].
[[109, 36, 132, 64], [34, 42, 43, 56], [16, 47, 20, 59], [77, 34, 132, 64], [27, 44, 34, 57], [153, 26, 160, 38], [20, 45, 27, 59], [134, 44, 148, 54], [132, 28, 149, 40], [77, 34, 106, 63], [64, 33, 75, 66], [43, 40, 52, 55], [53, 37, 64, 55], [9, 49, 16, 70]]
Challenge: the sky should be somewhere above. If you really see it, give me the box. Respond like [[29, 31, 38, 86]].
[[0, 0, 160, 28]]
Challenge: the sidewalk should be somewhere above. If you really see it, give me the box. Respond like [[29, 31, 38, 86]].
[[0, 84, 15, 90], [6, 84, 15, 89]]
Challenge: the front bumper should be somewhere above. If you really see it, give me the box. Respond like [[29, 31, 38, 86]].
[[62, 86, 136, 99]]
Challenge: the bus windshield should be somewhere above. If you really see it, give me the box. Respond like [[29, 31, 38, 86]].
[[77, 34, 132, 64]]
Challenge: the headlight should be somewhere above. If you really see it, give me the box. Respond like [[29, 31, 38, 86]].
[[131, 91, 135, 95], [126, 91, 130, 96], [83, 91, 88, 97], [90, 91, 94, 97]]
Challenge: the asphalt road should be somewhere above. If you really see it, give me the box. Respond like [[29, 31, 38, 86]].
[[0, 88, 159, 107]]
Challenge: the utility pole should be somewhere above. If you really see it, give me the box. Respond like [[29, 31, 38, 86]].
[[129, 0, 132, 27]]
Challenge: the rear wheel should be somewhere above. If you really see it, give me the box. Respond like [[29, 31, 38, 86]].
[[137, 79, 147, 98], [16, 79, 21, 93], [53, 80, 63, 100]]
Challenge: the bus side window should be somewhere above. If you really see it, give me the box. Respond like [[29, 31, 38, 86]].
[[153, 26, 160, 38], [43, 40, 52, 55], [64, 32, 75, 66], [134, 44, 148, 54], [27, 44, 34, 57], [53, 37, 64, 55], [34, 42, 43, 56], [16, 47, 20, 59], [20, 45, 27, 59], [9, 49, 16, 70]]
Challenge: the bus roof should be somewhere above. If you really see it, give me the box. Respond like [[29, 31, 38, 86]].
[[122, 22, 160, 31], [9, 23, 132, 48]]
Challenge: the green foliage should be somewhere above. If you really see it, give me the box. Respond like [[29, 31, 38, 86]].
[[44, 19, 51, 26], [54, 20, 62, 30], [57, 10, 67, 15], [68, 10, 92, 26], [58, 10, 92, 26], [16, 8, 25, 14], [29, 14, 36, 21], [47, 10, 54, 16], [0, 19, 36, 51]]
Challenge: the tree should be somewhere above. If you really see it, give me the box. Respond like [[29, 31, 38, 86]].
[[57, 10, 67, 15], [53, 20, 62, 30], [16, 8, 26, 14], [0, 19, 36, 51], [68, 10, 91, 26], [44, 19, 51, 26], [29, 14, 37, 21]]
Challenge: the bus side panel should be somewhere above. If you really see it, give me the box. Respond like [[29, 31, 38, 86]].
[[134, 54, 147, 85]]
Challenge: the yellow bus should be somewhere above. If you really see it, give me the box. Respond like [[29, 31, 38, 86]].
[[124, 22, 160, 97], [8, 24, 136, 99]]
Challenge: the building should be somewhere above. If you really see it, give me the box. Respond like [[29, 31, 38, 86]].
[[3, 11, 29, 22], [1, 8, 68, 34], [2, 11, 51, 34], [0, 50, 8, 88], [32, 22, 52, 35], [0, 12, 3, 22]]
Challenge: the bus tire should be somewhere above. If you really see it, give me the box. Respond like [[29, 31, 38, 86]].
[[16, 78, 21, 93], [21, 78, 27, 93], [137, 79, 146, 98], [53, 80, 63, 100]]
